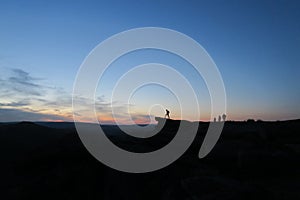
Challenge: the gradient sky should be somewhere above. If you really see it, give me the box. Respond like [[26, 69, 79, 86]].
[[0, 0, 299, 123]]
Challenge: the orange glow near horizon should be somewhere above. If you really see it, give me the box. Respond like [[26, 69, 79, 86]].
[[1, 103, 297, 124], [41, 118, 66, 122]]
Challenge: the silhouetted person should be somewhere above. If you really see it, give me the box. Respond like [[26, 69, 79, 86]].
[[218, 115, 221, 122], [213, 117, 216, 122], [222, 113, 227, 121], [165, 109, 170, 119]]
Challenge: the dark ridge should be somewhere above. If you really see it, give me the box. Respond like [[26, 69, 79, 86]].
[[18, 121, 36, 125], [0, 121, 58, 134], [35, 121, 76, 129], [1, 119, 300, 199]]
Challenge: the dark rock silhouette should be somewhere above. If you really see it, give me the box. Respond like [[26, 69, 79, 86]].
[[1, 119, 300, 199]]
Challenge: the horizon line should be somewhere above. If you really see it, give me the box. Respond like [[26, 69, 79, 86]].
[[1, 118, 300, 125]]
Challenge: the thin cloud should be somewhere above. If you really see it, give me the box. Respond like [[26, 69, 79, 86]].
[[0, 108, 71, 122], [0, 68, 45, 96], [0, 68, 148, 123], [0, 101, 30, 107]]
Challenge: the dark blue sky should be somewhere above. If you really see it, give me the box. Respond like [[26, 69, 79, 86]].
[[0, 0, 299, 122]]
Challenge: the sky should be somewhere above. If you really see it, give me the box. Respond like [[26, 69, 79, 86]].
[[0, 0, 299, 123]]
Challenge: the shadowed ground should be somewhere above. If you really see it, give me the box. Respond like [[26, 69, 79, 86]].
[[0, 119, 300, 200]]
